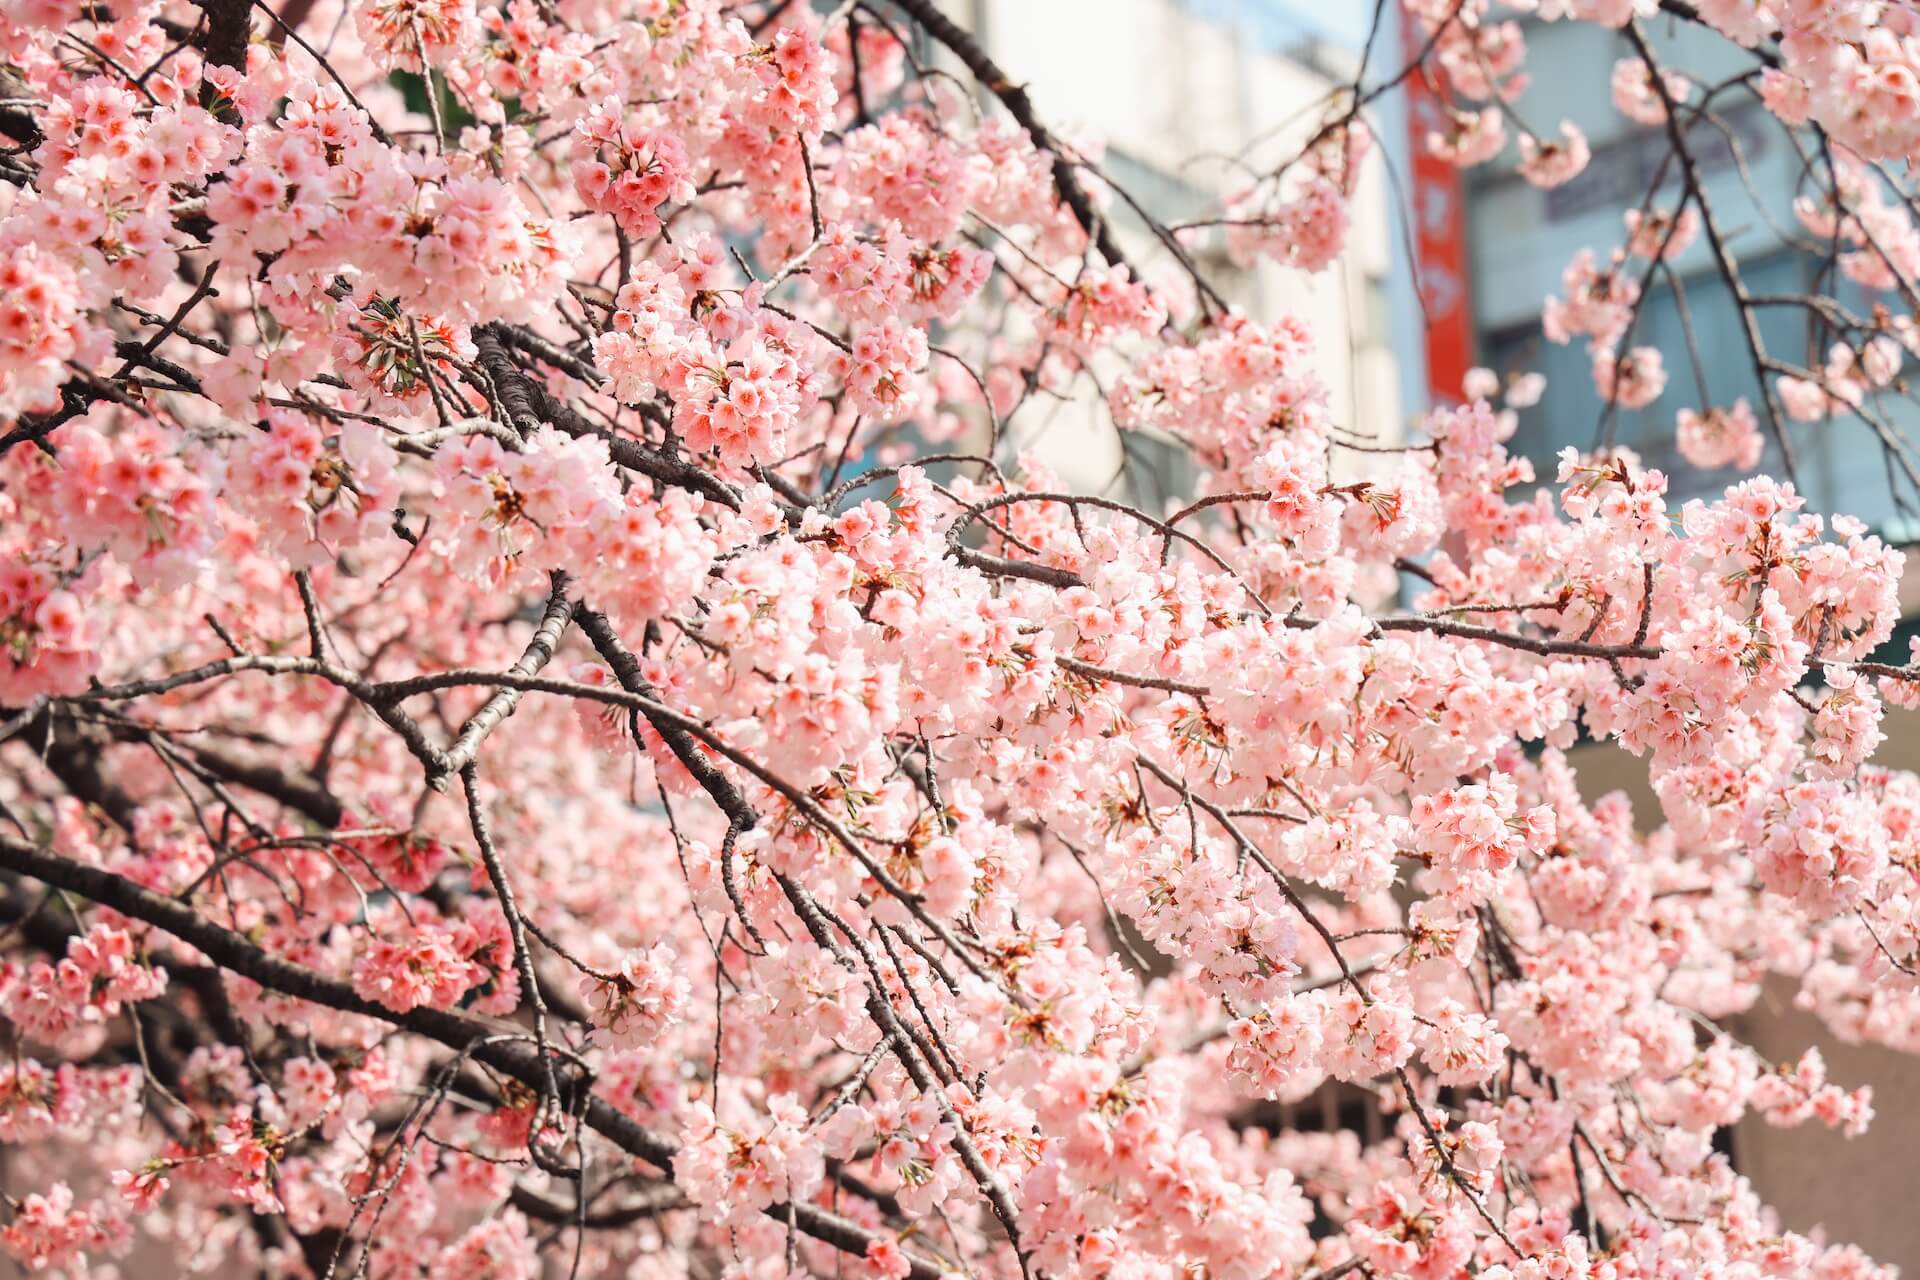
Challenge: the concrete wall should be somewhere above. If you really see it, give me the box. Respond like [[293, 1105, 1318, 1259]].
[[1565, 724, 1920, 1271]]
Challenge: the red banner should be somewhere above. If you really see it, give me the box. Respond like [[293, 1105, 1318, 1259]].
[[1400, 6, 1474, 405]]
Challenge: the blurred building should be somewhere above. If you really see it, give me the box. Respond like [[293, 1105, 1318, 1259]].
[[930, 0, 1408, 508], [1464, 14, 1916, 524]]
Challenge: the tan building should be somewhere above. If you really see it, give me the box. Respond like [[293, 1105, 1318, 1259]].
[[1569, 719, 1920, 1270]]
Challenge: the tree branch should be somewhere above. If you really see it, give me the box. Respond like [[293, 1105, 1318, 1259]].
[[0, 832, 944, 1280]]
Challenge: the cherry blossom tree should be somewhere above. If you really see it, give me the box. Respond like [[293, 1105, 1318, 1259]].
[[3, 0, 1920, 1276]]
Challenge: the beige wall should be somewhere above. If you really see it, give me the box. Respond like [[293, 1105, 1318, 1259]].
[[1730, 975, 1920, 1269], [1566, 727, 1920, 1271]]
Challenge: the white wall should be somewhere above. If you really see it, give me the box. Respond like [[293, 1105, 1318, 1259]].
[[940, 0, 1404, 500]]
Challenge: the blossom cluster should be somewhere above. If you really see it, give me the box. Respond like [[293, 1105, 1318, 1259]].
[[1, 1, 1919, 1280]]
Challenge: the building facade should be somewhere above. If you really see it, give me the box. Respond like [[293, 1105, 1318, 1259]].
[[929, 0, 1407, 507], [1465, 14, 1916, 525]]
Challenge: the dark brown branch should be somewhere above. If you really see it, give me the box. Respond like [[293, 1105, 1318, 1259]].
[[879, 0, 1134, 275], [192, 0, 251, 70], [435, 571, 575, 781], [1056, 655, 1211, 698], [473, 325, 749, 513], [509, 1181, 686, 1228], [0, 833, 944, 1280], [576, 607, 760, 832], [1627, 19, 1798, 485]]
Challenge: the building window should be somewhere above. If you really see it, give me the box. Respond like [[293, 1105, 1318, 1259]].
[[1479, 253, 1908, 529]]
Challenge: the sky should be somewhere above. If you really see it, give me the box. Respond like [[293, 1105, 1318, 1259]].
[[1172, 0, 1391, 56]]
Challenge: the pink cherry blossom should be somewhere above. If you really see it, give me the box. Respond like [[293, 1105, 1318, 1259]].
[[0, 4, 1914, 1279]]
